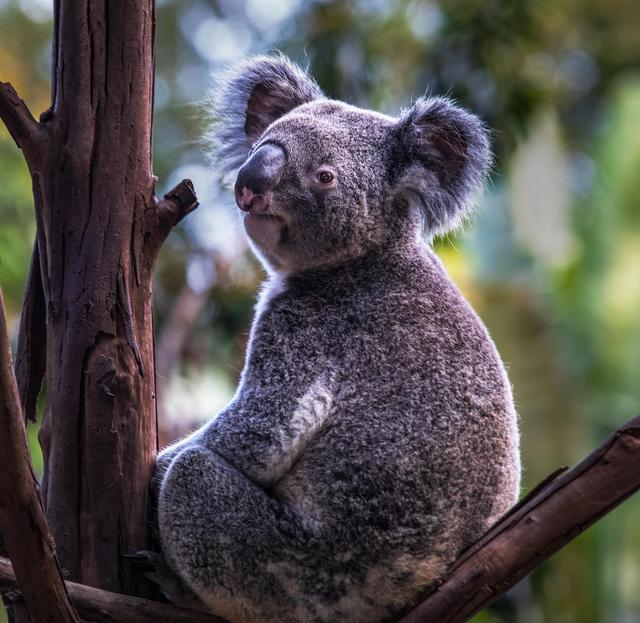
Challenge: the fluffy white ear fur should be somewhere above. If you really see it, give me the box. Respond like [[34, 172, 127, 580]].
[[393, 96, 492, 236], [207, 54, 324, 176]]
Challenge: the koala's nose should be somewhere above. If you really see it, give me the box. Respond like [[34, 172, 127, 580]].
[[234, 143, 285, 213]]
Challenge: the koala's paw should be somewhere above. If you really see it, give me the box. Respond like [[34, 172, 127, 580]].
[[126, 550, 205, 611]]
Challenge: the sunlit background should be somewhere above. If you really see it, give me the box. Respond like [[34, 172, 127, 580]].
[[1, 1, 640, 621]]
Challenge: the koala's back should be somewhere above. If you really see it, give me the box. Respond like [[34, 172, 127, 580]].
[[266, 247, 520, 619]]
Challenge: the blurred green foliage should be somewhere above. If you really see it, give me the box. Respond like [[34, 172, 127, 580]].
[[1, 0, 640, 621]]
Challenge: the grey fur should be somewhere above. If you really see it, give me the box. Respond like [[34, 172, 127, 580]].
[[156, 55, 520, 623], [394, 96, 492, 235]]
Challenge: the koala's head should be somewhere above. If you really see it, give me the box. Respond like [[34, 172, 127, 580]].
[[210, 55, 491, 274]]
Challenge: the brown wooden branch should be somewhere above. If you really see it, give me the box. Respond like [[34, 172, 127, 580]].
[[0, 287, 78, 622], [398, 414, 640, 623], [155, 178, 199, 245], [0, 82, 45, 168], [14, 240, 47, 423], [0, 556, 227, 623]]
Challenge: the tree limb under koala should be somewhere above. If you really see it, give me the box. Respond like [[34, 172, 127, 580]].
[[398, 414, 640, 623], [0, 556, 226, 623]]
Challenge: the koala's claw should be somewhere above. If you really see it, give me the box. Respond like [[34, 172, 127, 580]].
[[123, 550, 163, 571], [125, 550, 205, 610]]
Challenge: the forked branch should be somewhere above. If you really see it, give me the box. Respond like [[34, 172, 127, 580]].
[[0, 82, 45, 167]]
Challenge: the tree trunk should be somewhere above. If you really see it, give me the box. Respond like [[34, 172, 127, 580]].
[[38, 0, 158, 593], [0, 2, 196, 620]]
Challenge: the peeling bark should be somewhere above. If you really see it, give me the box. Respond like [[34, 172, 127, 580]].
[[14, 241, 46, 423]]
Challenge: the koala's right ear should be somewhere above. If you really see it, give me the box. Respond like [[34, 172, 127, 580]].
[[208, 55, 324, 176]]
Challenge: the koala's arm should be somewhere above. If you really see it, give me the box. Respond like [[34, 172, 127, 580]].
[[156, 371, 333, 489], [154, 426, 208, 492]]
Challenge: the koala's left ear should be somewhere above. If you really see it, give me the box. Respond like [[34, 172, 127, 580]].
[[392, 97, 492, 236], [208, 54, 324, 176]]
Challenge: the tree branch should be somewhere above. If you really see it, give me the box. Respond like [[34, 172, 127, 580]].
[[14, 240, 47, 423], [398, 414, 640, 623], [155, 179, 199, 246], [0, 286, 78, 622], [0, 556, 227, 623], [0, 82, 44, 168]]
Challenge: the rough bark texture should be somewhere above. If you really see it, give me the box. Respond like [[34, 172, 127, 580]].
[[0, 1, 197, 619], [0, 287, 78, 622], [0, 556, 225, 623], [14, 240, 46, 424], [36, 3, 158, 590], [398, 414, 640, 623]]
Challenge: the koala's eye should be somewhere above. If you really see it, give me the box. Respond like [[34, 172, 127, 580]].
[[309, 167, 337, 191], [317, 171, 334, 185]]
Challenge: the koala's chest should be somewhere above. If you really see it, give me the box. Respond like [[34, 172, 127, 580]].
[[249, 294, 428, 381], [250, 303, 342, 369]]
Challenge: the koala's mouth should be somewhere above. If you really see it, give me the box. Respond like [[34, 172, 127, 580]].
[[244, 212, 283, 225], [242, 212, 288, 250]]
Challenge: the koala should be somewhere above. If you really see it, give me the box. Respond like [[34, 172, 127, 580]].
[[153, 55, 520, 623]]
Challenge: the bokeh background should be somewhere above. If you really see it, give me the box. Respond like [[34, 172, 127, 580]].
[[1, 0, 639, 621]]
